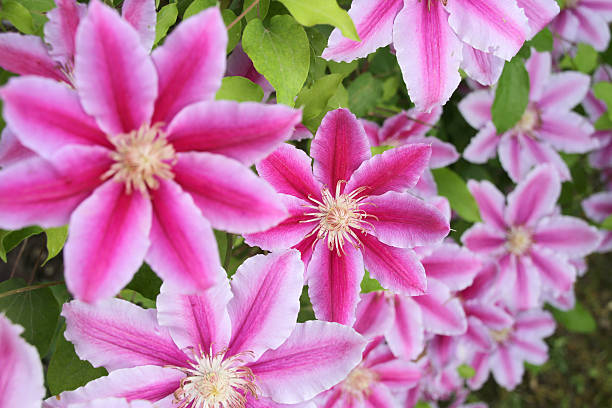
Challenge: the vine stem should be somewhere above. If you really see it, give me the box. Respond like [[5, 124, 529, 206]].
[[223, 233, 234, 271], [0, 281, 65, 299], [227, 0, 260, 30]]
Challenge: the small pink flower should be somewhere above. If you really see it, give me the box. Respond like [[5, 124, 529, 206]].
[[462, 165, 601, 310], [245, 108, 450, 325], [44, 250, 366, 408], [551, 0, 612, 53], [460, 50, 596, 182], [0, 2, 302, 303]]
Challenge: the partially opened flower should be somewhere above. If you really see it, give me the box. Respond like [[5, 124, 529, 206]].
[[460, 50, 596, 182], [0, 2, 301, 303], [583, 192, 612, 252], [462, 165, 601, 310], [322, 0, 559, 111], [551, 0, 612, 53], [0, 314, 45, 408], [44, 250, 366, 408], [245, 108, 450, 325]]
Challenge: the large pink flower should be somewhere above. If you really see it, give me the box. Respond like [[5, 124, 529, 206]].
[[0, 2, 301, 303], [43, 250, 366, 408], [322, 0, 559, 111], [462, 165, 601, 310], [460, 50, 595, 182], [245, 108, 450, 325], [551, 0, 612, 53]]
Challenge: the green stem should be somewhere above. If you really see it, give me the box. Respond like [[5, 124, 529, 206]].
[[223, 233, 234, 271], [0, 281, 64, 299], [227, 0, 260, 30]]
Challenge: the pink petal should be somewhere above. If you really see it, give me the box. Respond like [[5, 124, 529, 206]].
[[498, 132, 532, 182], [361, 234, 427, 296], [573, 7, 611, 51], [393, 0, 462, 111], [173, 152, 287, 233], [122, 0, 156, 51], [533, 215, 601, 257], [226, 43, 274, 99], [519, 135, 571, 181], [248, 321, 366, 404], [458, 89, 494, 129], [446, 0, 529, 60], [379, 107, 442, 145], [361, 119, 381, 146], [460, 45, 504, 86], [290, 124, 314, 141], [525, 50, 551, 101], [0, 315, 45, 408], [538, 72, 590, 112], [68, 398, 155, 408], [0, 127, 36, 167], [412, 279, 467, 335], [589, 132, 612, 169], [516, 0, 560, 38], [505, 164, 560, 227], [74, 0, 157, 134], [44, 0, 86, 64], [308, 241, 364, 325], [464, 316, 493, 351], [461, 223, 507, 255], [467, 179, 507, 231], [321, 0, 403, 62], [1, 76, 111, 158], [311, 108, 371, 190], [0, 33, 66, 81], [537, 111, 596, 153], [419, 137, 459, 168], [504, 254, 541, 311], [151, 7, 226, 124], [528, 245, 576, 294], [550, 10, 579, 48], [372, 359, 421, 389], [582, 0, 612, 19], [364, 383, 402, 407], [463, 122, 500, 163], [509, 335, 548, 365], [413, 168, 439, 198], [354, 292, 394, 339], [582, 192, 612, 222], [514, 309, 555, 337], [345, 144, 431, 197], [460, 261, 500, 302], [65, 181, 151, 302], [227, 250, 304, 360], [145, 178, 223, 295], [156, 280, 232, 354], [467, 351, 491, 390], [386, 295, 424, 360], [0, 146, 110, 229], [256, 143, 322, 202], [62, 299, 187, 371], [167, 100, 301, 165], [421, 242, 481, 291], [463, 301, 514, 331], [490, 345, 524, 390]]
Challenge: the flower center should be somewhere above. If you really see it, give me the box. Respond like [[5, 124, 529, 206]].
[[341, 366, 378, 398], [515, 107, 540, 135], [506, 226, 532, 255], [172, 348, 258, 408], [490, 327, 512, 343], [564, 0, 579, 8], [102, 123, 176, 194], [302, 181, 376, 255]]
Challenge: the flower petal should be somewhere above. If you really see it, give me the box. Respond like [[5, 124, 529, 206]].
[[573, 7, 611, 51], [503, 254, 541, 311], [379, 107, 442, 145], [62, 299, 187, 371], [514, 309, 555, 337], [533, 215, 601, 257], [421, 242, 481, 291], [44, 0, 86, 63], [173, 152, 287, 233], [411, 278, 467, 336], [519, 135, 571, 181], [528, 245, 576, 294], [393, 0, 462, 111], [321, 0, 403, 62], [582, 192, 612, 222], [468, 179, 507, 231], [122, 0, 156, 51], [354, 292, 394, 339], [460, 45, 504, 86], [167, 100, 301, 165], [458, 89, 494, 129], [364, 383, 401, 408], [68, 398, 156, 408], [460, 261, 500, 302], [227, 250, 304, 359], [65, 181, 151, 302], [467, 351, 490, 390], [498, 132, 532, 182], [145, 178, 223, 294], [464, 316, 493, 351], [516, 0, 559, 38], [248, 321, 366, 404], [463, 122, 500, 164], [361, 119, 381, 146], [0, 33, 66, 81], [0, 127, 36, 167], [525, 50, 551, 101], [75, 0, 157, 134], [509, 335, 548, 365], [538, 72, 590, 112], [386, 295, 424, 360], [490, 345, 524, 390], [537, 111, 596, 153], [461, 223, 507, 255], [463, 301, 513, 331]]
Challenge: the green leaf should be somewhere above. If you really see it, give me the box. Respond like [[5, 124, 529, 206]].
[[47, 324, 107, 394], [360, 270, 383, 293], [593, 82, 612, 120], [528, 28, 553, 52], [43, 226, 68, 266], [154, 3, 178, 46], [0, 226, 44, 262], [382, 76, 400, 101], [276, 0, 359, 41], [222, 9, 242, 53], [183, 0, 216, 19], [573, 43, 599, 74], [457, 363, 476, 379], [243, 0, 269, 21], [348, 72, 383, 117], [327, 60, 358, 77], [242, 15, 310, 106], [371, 145, 393, 156], [0, 278, 61, 356], [0, 0, 35, 34], [216, 76, 264, 102], [296, 73, 344, 131], [414, 402, 431, 408], [594, 113, 612, 130], [601, 214, 612, 230], [551, 302, 596, 333], [491, 58, 530, 134], [432, 168, 481, 223], [126, 263, 162, 300], [119, 289, 156, 309]]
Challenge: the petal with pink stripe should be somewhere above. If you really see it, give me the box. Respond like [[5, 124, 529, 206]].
[[468, 179, 507, 232], [122, 0, 156, 51], [458, 89, 494, 129], [516, 0, 559, 39], [411, 278, 467, 336], [463, 122, 500, 164], [44, 0, 86, 63], [0, 33, 66, 81], [385, 295, 424, 360], [460, 45, 504, 86], [421, 242, 481, 291], [538, 72, 590, 112], [533, 215, 601, 257], [0, 127, 36, 168]]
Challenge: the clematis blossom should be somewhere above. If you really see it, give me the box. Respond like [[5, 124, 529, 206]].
[[43, 250, 366, 408], [322, 0, 559, 111], [462, 165, 601, 310], [245, 108, 450, 325], [550, 0, 612, 53], [460, 50, 596, 182], [0, 2, 301, 303]]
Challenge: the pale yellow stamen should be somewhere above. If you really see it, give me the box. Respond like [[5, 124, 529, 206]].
[[301, 181, 376, 255], [341, 366, 378, 399], [506, 226, 532, 255], [490, 327, 512, 343], [102, 123, 176, 194], [515, 107, 541, 136], [424, 0, 448, 11]]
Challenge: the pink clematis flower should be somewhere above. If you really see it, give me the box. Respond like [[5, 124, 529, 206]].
[[44, 250, 366, 408], [462, 165, 601, 310], [0, 2, 301, 303], [0, 0, 155, 83], [583, 192, 612, 252], [245, 108, 450, 325], [460, 50, 596, 182], [0, 314, 45, 408], [551, 0, 612, 53], [582, 65, 612, 170], [322, 0, 559, 111]]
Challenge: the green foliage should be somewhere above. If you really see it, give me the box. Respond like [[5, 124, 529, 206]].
[[242, 15, 310, 106], [552, 302, 597, 333], [458, 363, 476, 379], [593, 82, 612, 121], [43, 226, 68, 266], [243, 0, 269, 21], [432, 168, 481, 223], [360, 270, 383, 293], [348, 72, 383, 117], [126, 263, 162, 300], [573, 44, 599, 74], [0, 226, 43, 262], [492, 58, 530, 134], [216, 76, 264, 102], [222, 8, 242, 53], [296, 73, 344, 131], [276, 0, 358, 41], [183, 0, 216, 19], [0, 0, 35, 34], [119, 289, 156, 309], [528, 28, 553, 52], [154, 3, 178, 46], [0, 278, 61, 356], [370, 145, 393, 156], [601, 214, 612, 230]]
